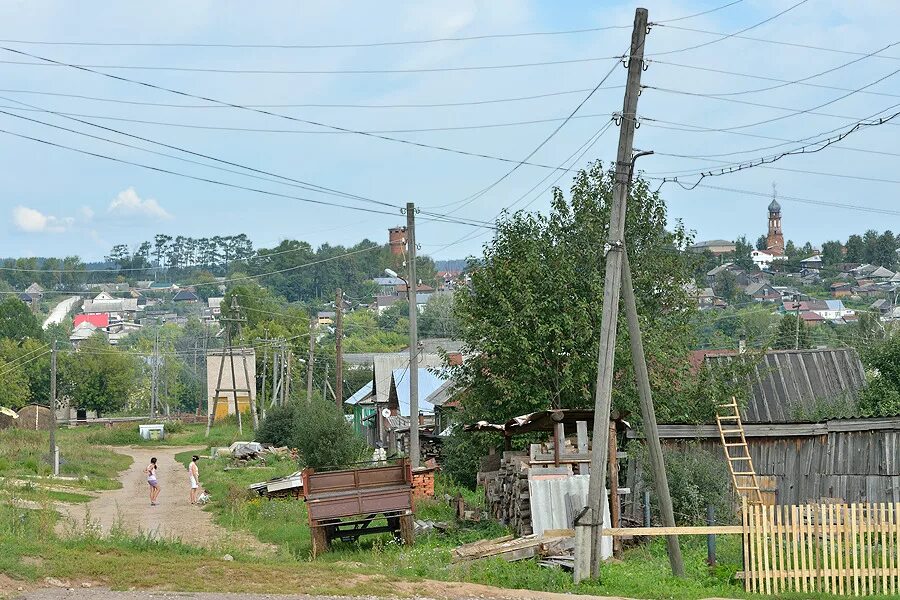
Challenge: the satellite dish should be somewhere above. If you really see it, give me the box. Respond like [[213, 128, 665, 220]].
[[381, 408, 391, 419]]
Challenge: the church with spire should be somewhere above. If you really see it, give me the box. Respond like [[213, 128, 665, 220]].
[[765, 197, 785, 256]]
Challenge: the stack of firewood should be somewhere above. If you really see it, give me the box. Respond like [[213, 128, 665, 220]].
[[482, 451, 533, 536]]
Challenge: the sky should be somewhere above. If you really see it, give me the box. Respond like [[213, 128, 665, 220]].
[[0, 0, 898, 261]]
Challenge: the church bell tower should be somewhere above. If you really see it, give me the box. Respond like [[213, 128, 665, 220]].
[[766, 197, 785, 256]]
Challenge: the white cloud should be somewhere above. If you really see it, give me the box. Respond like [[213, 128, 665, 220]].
[[12, 206, 72, 233], [107, 187, 172, 220], [80, 205, 95, 220]]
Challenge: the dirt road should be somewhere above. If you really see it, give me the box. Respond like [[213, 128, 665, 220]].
[[42, 297, 78, 330], [15, 587, 635, 600], [59, 446, 264, 550]]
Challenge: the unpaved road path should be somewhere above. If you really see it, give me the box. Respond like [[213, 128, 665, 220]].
[[13, 588, 637, 600], [59, 446, 266, 551], [42, 296, 78, 330]]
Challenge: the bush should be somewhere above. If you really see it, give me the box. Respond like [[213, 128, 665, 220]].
[[257, 400, 367, 469], [636, 441, 736, 526], [441, 428, 501, 489]]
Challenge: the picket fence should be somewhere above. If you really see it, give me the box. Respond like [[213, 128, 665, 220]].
[[742, 501, 900, 595]]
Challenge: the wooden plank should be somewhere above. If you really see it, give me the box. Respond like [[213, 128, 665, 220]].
[[867, 503, 875, 594], [829, 503, 838, 594], [755, 503, 765, 595], [575, 420, 588, 476], [860, 503, 869, 596], [598, 525, 743, 536], [741, 500, 751, 593], [798, 503, 808, 594], [890, 503, 897, 595], [761, 504, 772, 595], [881, 503, 888, 595], [772, 506, 786, 592], [836, 504, 845, 595], [791, 504, 801, 593], [851, 501, 860, 596], [821, 504, 830, 595]]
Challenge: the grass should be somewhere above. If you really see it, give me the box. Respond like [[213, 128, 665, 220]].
[[0, 429, 130, 491], [72, 418, 246, 449]]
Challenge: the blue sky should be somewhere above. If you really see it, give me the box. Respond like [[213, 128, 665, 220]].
[[0, 0, 897, 261]]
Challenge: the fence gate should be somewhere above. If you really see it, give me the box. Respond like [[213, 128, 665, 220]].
[[742, 501, 900, 595]]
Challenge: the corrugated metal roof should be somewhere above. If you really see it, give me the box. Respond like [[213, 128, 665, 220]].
[[345, 381, 374, 406], [392, 367, 446, 416], [705, 348, 867, 423]]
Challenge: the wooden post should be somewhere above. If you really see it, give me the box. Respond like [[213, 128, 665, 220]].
[[260, 331, 268, 421], [306, 321, 316, 402], [576, 420, 589, 475], [406, 202, 420, 469], [48, 341, 57, 475], [584, 7, 649, 580], [622, 250, 684, 575], [554, 422, 565, 467], [335, 288, 344, 410], [609, 421, 621, 558]]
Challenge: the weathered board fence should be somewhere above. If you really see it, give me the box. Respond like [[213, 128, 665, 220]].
[[742, 501, 900, 596]]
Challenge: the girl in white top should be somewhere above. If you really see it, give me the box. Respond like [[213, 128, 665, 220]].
[[189, 455, 200, 505], [144, 457, 160, 506]]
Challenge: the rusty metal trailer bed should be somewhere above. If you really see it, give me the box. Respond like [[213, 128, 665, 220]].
[[302, 460, 415, 556]]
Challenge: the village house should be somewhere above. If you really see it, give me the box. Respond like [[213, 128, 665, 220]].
[[688, 239, 737, 256], [82, 291, 139, 322], [744, 281, 780, 302], [172, 289, 200, 303]]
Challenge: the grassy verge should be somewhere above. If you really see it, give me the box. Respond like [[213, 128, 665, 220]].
[[0, 429, 130, 491], [66, 418, 245, 449]]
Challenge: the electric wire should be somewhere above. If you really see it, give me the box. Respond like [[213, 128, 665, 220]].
[[0, 46, 606, 171], [0, 54, 622, 75], [435, 55, 624, 214], [646, 0, 808, 57]]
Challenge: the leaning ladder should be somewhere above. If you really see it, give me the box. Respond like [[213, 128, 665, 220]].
[[716, 396, 764, 505]]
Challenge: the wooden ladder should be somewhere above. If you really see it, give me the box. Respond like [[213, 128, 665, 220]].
[[716, 396, 763, 505]]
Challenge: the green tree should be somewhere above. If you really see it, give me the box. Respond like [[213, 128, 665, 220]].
[[733, 235, 754, 270], [858, 334, 900, 417], [714, 270, 740, 302], [821, 240, 843, 266], [256, 400, 367, 468], [784, 240, 797, 259], [0, 356, 31, 410], [773, 314, 811, 350], [451, 162, 695, 424], [419, 293, 459, 338], [60, 335, 139, 416], [845, 235, 864, 263], [755, 235, 767, 251], [0, 297, 43, 341]]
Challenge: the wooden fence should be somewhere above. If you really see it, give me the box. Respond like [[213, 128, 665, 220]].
[[742, 501, 900, 595]]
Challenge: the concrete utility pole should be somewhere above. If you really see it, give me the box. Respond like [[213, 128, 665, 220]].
[[335, 288, 344, 410], [406, 202, 420, 469], [583, 7, 652, 581], [49, 340, 58, 476], [150, 328, 159, 418], [306, 320, 316, 403]]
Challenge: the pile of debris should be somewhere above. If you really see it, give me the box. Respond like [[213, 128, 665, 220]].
[[452, 532, 574, 565], [213, 442, 292, 461], [248, 471, 303, 498]]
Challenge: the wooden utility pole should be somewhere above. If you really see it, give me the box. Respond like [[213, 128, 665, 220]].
[[285, 349, 292, 403], [48, 341, 58, 476], [406, 202, 420, 469], [271, 341, 281, 408], [335, 288, 344, 409], [306, 320, 316, 402], [582, 7, 651, 581], [261, 331, 268, 421], [621, 251, 684, 575], [794, 294, 802, 349]]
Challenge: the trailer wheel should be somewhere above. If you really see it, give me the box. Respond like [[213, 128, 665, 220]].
[[399, 514, 415, 546], [311, 525, 329, 557]]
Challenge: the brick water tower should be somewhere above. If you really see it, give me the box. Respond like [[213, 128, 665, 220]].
[[389, 226, 406, 256]]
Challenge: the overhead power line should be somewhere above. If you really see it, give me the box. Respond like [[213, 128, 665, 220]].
[[0, 3, 745, 49], [651, 105, 900, 190], [0, 102, 617, 135], [650, 59, 900, 101], [646, 0, 808, 56], [0, 85, 618, 109], [0, 55, 622, 75], [0, 125, 493, 230], [655, 23, 900, 61], [0, 46, 605, 172], [439, 54, 624, 214]]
